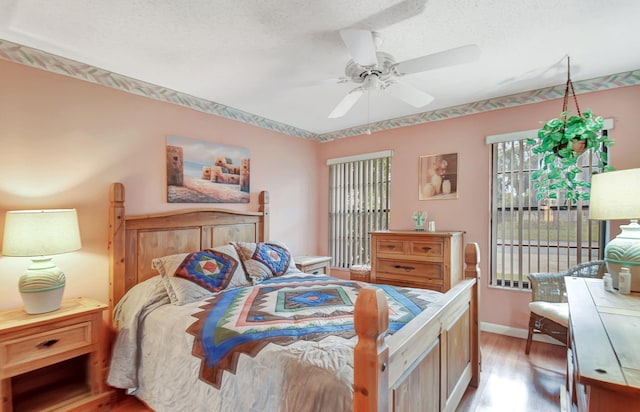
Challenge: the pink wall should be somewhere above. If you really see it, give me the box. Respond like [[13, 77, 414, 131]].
[[317, 85, 640, 330], [0, 59, 321, 310], [2, 56, 639, 330]]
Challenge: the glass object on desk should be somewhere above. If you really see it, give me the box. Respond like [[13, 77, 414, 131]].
[[619, 267, 631, 294], [603, 273, 613, 292]]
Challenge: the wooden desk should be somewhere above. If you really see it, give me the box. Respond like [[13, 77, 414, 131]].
[[566, 277, 640, 411]]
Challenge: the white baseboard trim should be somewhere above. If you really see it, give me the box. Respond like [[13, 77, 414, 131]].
[[480, 322, 564, 346]]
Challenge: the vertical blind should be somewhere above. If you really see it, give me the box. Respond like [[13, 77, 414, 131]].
[[328, 151, 392, 269]]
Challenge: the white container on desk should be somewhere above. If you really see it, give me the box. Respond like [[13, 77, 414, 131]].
[[619, 267, 631, 294]]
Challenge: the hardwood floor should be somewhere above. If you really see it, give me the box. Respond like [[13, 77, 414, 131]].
[[111, 331, 566, 412], [458, 331, 567, 412], [111, 395, 153, 412]]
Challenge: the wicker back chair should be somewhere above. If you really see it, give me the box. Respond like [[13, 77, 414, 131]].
[[525, 260, 606, 354]]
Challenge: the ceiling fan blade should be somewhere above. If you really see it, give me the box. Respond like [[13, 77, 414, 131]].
[[393, 44, 481, 75], [350, 0, 427, 31], [385, 81, 434, 107], [339, 29, 378, 66], [328, 88, 365, 118], [292, 77, 349, 89]]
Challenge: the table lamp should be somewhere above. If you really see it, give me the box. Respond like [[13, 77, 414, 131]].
[[589, 168, 640, 291], [2, 209, 81, 314]]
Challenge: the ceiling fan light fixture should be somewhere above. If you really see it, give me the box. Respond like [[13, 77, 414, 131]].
[[364, 73, 380, 90]]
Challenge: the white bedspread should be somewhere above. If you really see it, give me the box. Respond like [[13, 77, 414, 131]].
[[107, 274, 442, 412]]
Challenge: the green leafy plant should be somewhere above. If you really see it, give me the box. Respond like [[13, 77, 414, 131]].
[[528, 109, 614, 203]]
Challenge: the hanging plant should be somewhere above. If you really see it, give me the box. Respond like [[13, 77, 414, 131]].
[[528, 58, 614, 204]]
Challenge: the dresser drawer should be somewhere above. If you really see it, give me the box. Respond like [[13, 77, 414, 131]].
[[376, 240, 406, 255], [374, 274, 444, 292], [409, 240, 444, 258], [2, 321, 93, 374], [376, 239, 445, 259], [376, 259, 443, 279]]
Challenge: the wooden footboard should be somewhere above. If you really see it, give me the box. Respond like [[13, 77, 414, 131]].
[[354, 242, 480, 412]]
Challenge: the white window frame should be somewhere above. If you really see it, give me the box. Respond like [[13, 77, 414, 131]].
[[486, 120, 612, 288]]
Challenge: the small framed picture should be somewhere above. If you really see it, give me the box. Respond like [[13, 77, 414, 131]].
[[419, 153, 458, 200]]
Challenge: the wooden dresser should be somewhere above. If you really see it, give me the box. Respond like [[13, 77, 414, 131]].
[[566, 277, 640, 411], [370, 230, 464, 292]]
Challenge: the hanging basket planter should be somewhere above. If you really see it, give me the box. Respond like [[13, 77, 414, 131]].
[[528, 57, 615, 204]]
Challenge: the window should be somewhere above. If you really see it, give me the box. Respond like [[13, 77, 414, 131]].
[[328, 151, 392, 269], [487, 125, 612, 289]]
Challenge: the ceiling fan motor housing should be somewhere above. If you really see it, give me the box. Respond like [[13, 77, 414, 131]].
[[345, 51, 396, 89]]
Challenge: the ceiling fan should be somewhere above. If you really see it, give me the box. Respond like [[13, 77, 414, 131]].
[[328, 29, 481, 118]]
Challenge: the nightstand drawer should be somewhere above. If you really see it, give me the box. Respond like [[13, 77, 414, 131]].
[[2, 321, 92, 374]]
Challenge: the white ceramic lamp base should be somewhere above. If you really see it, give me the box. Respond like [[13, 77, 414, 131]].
[[20, 287, 65, 314], [19, 257, 66, 314], [605, 220, 640, 292]]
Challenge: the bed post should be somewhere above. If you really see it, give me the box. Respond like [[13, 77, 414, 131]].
[[464, 242, 481, 387], [259, 190, 269, 241], [108, 182, 126, 326], [353, 287, 389, 412]]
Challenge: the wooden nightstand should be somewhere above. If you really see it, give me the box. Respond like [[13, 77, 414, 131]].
[[0, 297, 113, 412], [294, 256, 332, 276]]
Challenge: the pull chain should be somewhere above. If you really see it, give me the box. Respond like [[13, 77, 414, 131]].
[[366, 88, 372, 135]]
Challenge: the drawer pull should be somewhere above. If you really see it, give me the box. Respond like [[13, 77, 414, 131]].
[[384, 245, 397, 249], [421, 246, 432, 252], [37, 339, 59, 349], [393, 265, 415, 272]]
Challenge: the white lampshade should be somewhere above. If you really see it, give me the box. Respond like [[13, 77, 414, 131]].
[[2, 209, 81, 256], [2, 209, 81, 314], [590, 168, 640, 221], [589, 169, 640, 292]]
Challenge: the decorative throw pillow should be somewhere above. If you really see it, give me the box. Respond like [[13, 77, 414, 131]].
[[174, 249, 239, 291], [233, 241, 298, 283], [152, 244, 250, 305]]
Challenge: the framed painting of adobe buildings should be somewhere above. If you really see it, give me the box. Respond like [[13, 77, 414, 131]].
[[166, 135, 250, 203], [419, 152, 458, 200]]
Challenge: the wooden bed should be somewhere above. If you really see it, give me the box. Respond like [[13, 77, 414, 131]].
[[107, 182, 480, 412]]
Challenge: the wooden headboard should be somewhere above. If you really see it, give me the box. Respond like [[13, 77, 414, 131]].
[[107, 182, 269, 313]]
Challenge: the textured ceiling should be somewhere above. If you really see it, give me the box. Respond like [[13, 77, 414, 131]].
[[1, 0, 640, 137]]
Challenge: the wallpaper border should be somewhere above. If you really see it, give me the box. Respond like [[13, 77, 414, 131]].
[[2, 39, 639, 142]]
